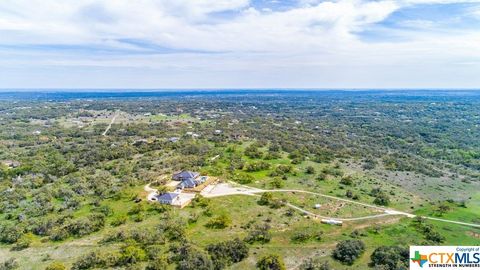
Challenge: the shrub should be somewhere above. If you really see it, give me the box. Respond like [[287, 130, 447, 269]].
[[207, 238, 249, 270], [65, 213, 106, 237], [256, 254, 286, 270], [49, 227, 69, 241], [245, 161, 270, 172], [425, 230, 445, 244], [206, 213, 231, 229], [244, 145, 263, 159], [45, 262, 66, 270], [119, 243, 147, 265], [245, 224, 271, 244], [0, 258, 18, 270], [111, 215, 127, 227], [157, 219, 186, 241], [0, 224, 22, 244], [191, 196, 210, 208], [173, 244, 214, 270], [305, 166, 315, 174], [291, 231, 311, 243], [373, 193, 390, 206], [72, 252, 105, 270], [232, 172, 255, 184], [258, 193, 273, 206], [300, 258, 331, 270], [94, 205, 113, 217], [332, 239, 365, 265], [269, 199, 285, 209], [10, 233, 33, 251], [340, 175, 354, 186], [370, 246, 409, 270], [128, 204, 145, 215], [270, 178, 284, 189], [145, 256, 169, 270]]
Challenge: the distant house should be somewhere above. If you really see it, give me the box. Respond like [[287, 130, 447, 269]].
[[172, 170, 200, 181], [157, 192, 180, 205], [169, 137, 179, 143]]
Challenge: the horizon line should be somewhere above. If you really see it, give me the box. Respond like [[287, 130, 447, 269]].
[[1, 88, 480, 92]]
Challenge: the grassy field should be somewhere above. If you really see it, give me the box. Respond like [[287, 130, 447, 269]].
[[270, 191, 383, 218]]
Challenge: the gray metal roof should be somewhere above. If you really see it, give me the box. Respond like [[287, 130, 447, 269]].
[[157, 192, 179, 201], [173, 170, 199, 180]]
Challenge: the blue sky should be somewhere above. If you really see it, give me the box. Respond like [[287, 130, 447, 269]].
[[0, 0, 480, 89]]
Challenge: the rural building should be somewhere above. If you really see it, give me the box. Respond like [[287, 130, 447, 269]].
[[168, 137, 179, 143], [178, 178, 197, 189], [321, 219, 343, 226], [157, 192, 180, 205], [173, 170, 209, 191], [172, 170, 200, 181]]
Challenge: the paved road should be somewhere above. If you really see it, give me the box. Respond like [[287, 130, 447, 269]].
[[102, 111, 118, 136]]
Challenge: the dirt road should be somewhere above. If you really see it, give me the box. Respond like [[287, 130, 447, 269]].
[[200, 182, 480, 228], [102, 111, 118, 136]]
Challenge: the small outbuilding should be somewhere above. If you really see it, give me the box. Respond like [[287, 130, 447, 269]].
[[321, 219, 343, 226], [169, 137, 179, 143]]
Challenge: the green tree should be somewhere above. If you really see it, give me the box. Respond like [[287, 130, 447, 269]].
[[207, 238, 249, 270], [258, 192, 273, 206], [299, 258, 331, 270], [206, 213, 232, 229], [373, 192, 390, 206], [332, 239, 365, 265], [370, 246, 409, 270], [175, 244, 214, 270], [256, 254, 286, 270], [120, 242, 147, 265], [245, 224, 271, 244], [305, 166, 315, 174], [145, 256, 169, 270], [270, 178, 284, 189]]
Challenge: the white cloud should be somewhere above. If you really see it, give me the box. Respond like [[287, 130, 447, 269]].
[[0, 0, 479, 88]]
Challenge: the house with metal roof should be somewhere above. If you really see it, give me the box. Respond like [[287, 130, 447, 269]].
[[172, 170, 200, 181], [178, 178, 198, 189], [157, 192, 180, 205]]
